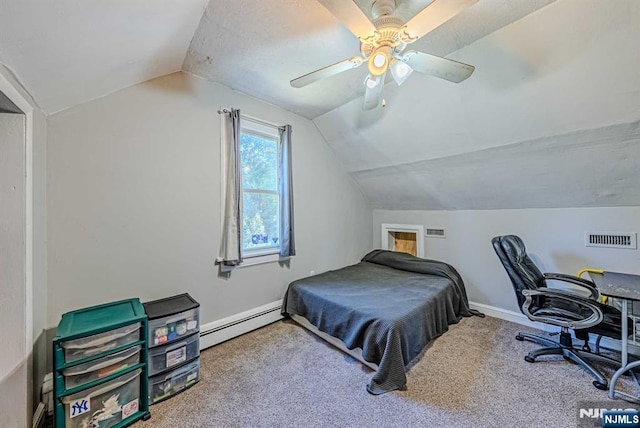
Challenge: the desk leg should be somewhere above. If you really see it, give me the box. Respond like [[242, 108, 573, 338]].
[[623, 301, 629, 368], [610, 300, 629, 400], [609, 361, 640, 403]]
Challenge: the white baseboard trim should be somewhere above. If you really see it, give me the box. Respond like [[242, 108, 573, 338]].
[[199, 300, 283, 350], [469, 300, 640, 355], [468, 301, 556, 332]]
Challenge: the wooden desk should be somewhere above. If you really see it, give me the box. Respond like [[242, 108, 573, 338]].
[[590, 271, 640, 402]]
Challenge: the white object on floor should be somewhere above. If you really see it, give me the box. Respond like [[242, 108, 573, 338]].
[[42, 372, 54, 415]]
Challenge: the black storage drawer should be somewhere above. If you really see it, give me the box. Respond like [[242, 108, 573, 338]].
[[149, 358, 200, 404], [148, 332, 200, 376], [144, 294, 200, 347]]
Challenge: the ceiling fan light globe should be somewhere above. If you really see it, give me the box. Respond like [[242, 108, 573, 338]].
[[373, 53, 386, 68], [368, 47, 392, 76], [396, 62, 410, 78], [368, 54, 388, 76], [391, 61, 413, 85], [365, 77, 379, 89]]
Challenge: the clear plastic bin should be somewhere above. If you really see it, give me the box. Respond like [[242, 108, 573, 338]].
[[61, 322, 141, 363], [63, 345, 141, 390], [148, 332, 200, 376], [61, 368, 141, 428], [148, 307, 199, 347], [149, 358, 200, 404]]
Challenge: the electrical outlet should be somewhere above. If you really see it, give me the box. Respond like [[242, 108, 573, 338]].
[[310, 270, 315, 276]]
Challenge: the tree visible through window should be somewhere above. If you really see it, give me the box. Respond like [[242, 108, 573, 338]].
[[239, 121, 281, 256]]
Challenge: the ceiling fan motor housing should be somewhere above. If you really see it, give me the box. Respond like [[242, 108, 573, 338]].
[[360, 0, 407, 58]]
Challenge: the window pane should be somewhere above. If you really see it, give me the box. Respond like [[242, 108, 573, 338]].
[[242, 192, 280, 251], [240, 132, 278, 191]]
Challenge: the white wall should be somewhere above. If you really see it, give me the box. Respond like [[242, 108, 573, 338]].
[[374, 208, 640, 313], [46, 72, 372, 328]]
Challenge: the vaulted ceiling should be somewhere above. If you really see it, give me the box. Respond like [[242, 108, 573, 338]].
[[0, 0, 208, 113], [1, 0, 638, 210]]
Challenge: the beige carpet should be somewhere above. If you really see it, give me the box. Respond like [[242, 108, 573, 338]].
[[137, 316, 639, 428]]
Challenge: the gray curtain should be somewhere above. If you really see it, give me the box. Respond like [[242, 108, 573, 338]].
[[217, 109, 242, 272], [279, 124, 296, 257]]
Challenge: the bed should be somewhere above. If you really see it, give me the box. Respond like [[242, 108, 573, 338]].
[[282, 249, 483, 395]]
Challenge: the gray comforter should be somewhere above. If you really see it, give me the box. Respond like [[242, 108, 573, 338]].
[[282, 249, 482, 394]]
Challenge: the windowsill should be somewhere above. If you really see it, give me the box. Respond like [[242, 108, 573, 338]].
[[239, 252, 289, 268]]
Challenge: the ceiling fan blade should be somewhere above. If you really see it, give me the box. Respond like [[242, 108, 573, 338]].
[[363, 73, 385, 110], [402, 0, 477, 41], [404, 51, 475, 83], [317, 0, 377, 38], [290, 57, 365, 88]]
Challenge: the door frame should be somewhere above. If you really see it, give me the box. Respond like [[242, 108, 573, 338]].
[[0, 70, 34, 353]]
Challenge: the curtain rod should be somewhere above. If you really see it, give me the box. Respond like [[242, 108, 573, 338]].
[[218, 108, 285, 130]]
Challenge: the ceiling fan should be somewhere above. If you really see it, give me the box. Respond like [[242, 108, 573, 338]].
[[290, 0, 477, 110]]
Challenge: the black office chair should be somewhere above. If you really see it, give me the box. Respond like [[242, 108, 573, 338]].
[[492, 235, 628, 390]]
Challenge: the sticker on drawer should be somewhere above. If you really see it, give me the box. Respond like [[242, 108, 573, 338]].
[[187, 320, 197, 331], [69, 396, 90, 418], [187, 371, 198, 382], [122, 399, 139, 419], [166, 346, 187, 368]]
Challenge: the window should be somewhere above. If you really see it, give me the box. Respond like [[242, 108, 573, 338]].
[[217, 108, 293, 272], [239, 119, 282, 258]]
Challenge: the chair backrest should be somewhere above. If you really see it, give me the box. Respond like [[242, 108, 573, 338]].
[[491, 235, 546, 309]]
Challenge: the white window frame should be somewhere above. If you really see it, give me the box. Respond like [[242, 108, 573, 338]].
[[238, 117, 283, 263]]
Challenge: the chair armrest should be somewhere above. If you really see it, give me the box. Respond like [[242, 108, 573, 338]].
[[543, 273, 600, 300], [521, 289, 603, 329]]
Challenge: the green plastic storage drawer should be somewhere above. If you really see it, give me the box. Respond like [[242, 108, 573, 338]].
[[53, 298, 150, 428]]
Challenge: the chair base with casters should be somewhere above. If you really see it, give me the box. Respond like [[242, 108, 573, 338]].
[[515, 327, 620, 390]]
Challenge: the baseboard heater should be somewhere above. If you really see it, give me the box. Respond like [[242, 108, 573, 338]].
[[199, 300, 283, 350]]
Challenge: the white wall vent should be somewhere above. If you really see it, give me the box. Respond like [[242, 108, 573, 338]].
[[584, 231, 637, 249], [425, 228, 446, 238]]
